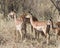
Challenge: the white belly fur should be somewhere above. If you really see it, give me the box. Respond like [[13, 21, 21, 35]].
[[16, 24, 22, 31], [33, 25, 47, 32]]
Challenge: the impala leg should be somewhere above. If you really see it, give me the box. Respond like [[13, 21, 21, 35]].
[[44, 30, 50, 44], [14, 29, 17, 42], [55, 29, 58, 40], [14, 29, 19, 42], [46, 33, 50, 44], [24, 23, 26, 38], [46, 25, 50, 44], [22, 23, 26, 40], [31, 25, 33, 32], [19, 29, 23, 40], [37, 31, 39, 39], [35, 29, 37, 39]]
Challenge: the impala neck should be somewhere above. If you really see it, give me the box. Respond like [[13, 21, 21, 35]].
[[50, 19, 54, 29], [30, 16, 34, 26], [14, 14, 17, 22]]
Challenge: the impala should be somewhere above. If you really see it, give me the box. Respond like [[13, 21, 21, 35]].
[[25, 13, 52, 44], [56, 22, 60, 27], [25, 15, 38, 32], [14, 13, 26, 42], [54, 22, 60, 40], [54, 27, 60, 40]]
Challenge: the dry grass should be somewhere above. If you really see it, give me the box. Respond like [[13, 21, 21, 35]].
[[0, 0, 60, 48], [0, 15, 60, 48]]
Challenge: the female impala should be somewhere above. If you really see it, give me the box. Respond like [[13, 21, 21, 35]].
[[14, 13, 26, 41], [54, 22, 60, 40], [54, 27, 60, 40], [25, 13, 52, 44], [56, 22, 60, 27], [25, 15, 38, 32]]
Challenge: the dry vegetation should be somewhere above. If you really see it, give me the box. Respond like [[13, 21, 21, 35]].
[[0, 12, 60, 48], [0, 0, 60, 48]]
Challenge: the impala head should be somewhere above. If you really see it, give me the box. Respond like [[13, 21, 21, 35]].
[[47, 18, 54, 31], [47, 19, 52, 25], [25, 13, 32, 18]]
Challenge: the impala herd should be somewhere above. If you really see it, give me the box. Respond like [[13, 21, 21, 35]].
[[7, 11, 60, 44]]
